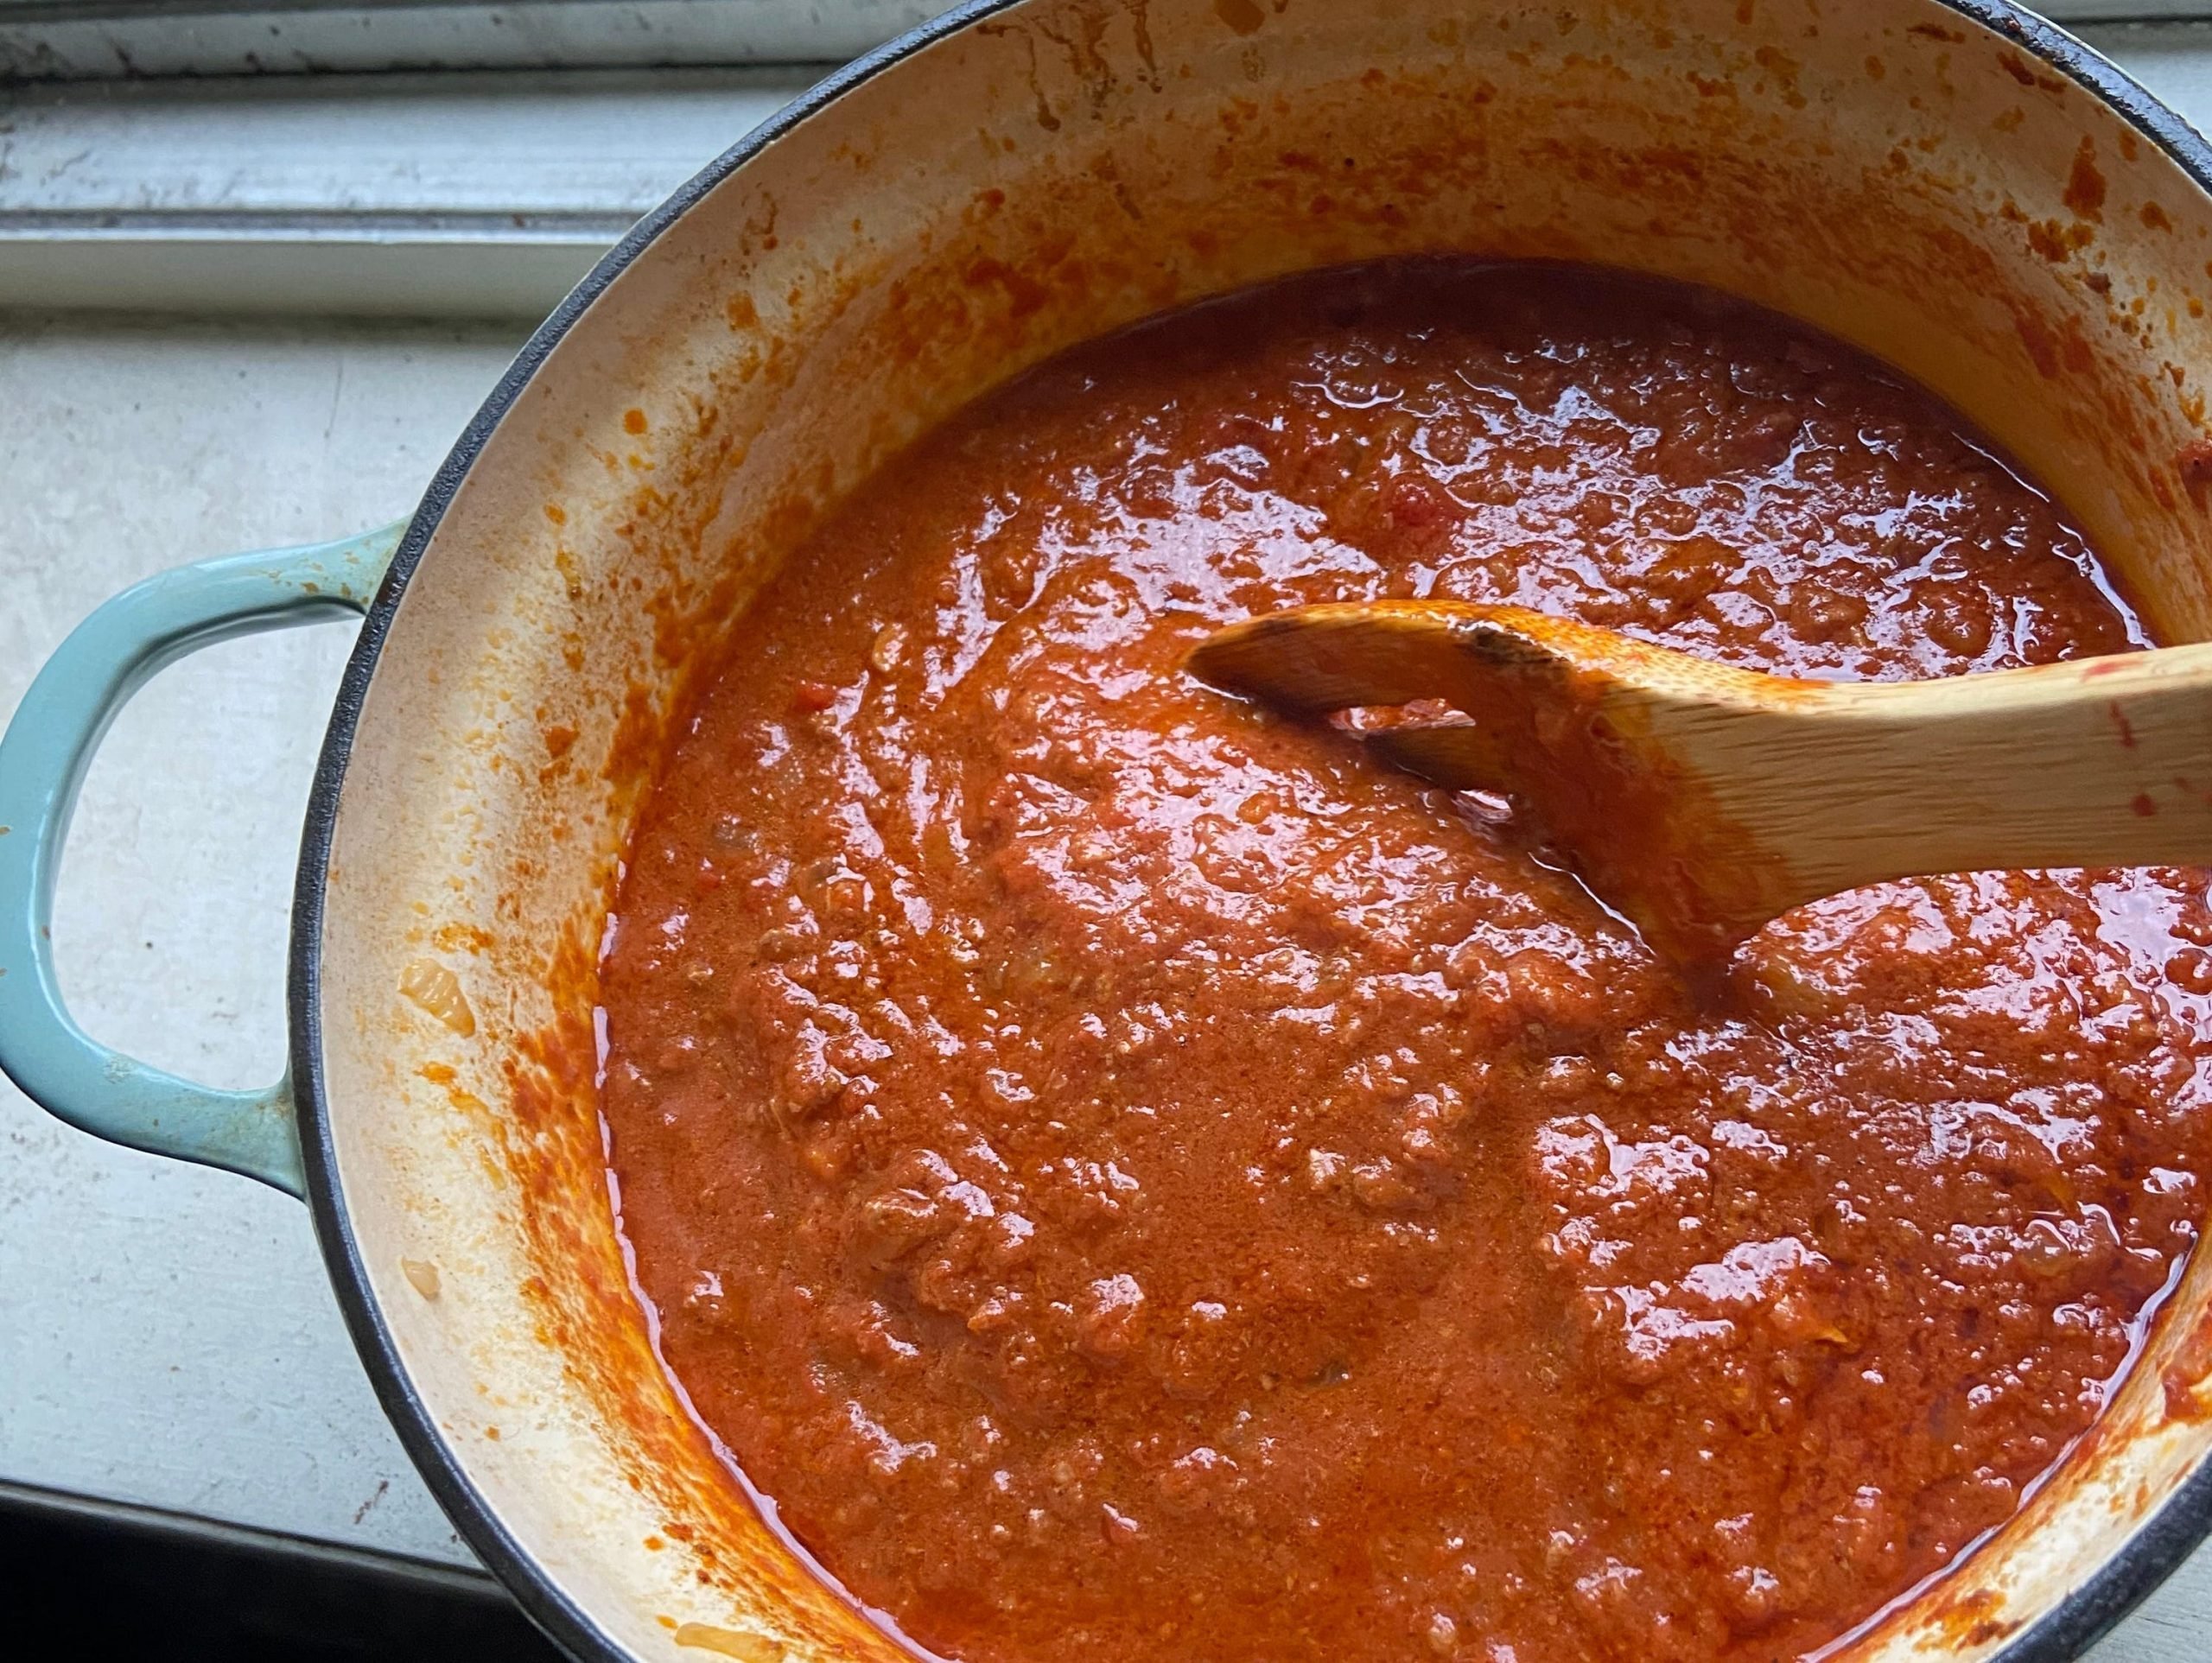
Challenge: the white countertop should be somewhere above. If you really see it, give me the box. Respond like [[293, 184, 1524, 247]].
[[0, 311, 524, 1566], [8, 15, 2212, 1658]]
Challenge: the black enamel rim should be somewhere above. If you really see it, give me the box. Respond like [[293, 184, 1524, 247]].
[[287, 4, 2212, 1660]]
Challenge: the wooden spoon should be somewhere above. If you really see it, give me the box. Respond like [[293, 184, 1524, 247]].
[[1186, 600, 2212, 964]]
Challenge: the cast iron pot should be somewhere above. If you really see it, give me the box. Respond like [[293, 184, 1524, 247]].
[[9, 2, 2212, 1658]]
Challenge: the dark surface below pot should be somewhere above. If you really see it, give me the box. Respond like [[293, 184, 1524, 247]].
[[0, 1480, 565, 1660]]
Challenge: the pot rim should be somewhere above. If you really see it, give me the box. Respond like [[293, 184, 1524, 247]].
[[283, 3, 2212, 1659]]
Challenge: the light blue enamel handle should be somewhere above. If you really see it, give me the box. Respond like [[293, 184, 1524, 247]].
[[0, 524, 405, 1196]]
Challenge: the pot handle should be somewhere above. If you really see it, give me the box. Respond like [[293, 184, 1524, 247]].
[[0, 524, 406, 1196]]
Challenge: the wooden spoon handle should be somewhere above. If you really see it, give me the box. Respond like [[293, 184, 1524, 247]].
[[1192, 600, 2212, 957], [1731, 643, 2212, 900]]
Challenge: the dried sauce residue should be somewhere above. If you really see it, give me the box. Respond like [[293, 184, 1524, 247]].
[[2066, 138, 2108, 222]]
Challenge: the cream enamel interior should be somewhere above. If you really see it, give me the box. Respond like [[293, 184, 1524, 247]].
[[316, 2, 2212, 1657]]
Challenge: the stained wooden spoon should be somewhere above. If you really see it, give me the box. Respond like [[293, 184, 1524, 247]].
[[1186, 601, 2212, 964]]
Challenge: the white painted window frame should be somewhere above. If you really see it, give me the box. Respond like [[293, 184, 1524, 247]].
[[5, 3, 2212, 319], [0, 2, 937, 80], [0, 0, 2202, 84]]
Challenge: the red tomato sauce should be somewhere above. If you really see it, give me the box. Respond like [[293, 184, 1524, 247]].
[[598, 262, 2211, 1662]]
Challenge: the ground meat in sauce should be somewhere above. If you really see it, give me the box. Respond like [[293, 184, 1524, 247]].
[[597, 262, 2212, 1663]]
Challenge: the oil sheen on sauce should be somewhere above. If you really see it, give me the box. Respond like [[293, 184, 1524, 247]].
[[597, 263, 2212, 1663]]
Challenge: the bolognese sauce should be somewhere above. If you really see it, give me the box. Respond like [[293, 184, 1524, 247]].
[[597, 263, 2209, 1662]]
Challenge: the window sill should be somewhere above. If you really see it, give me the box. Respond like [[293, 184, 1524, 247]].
[[0, 18, 2209, 316]]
